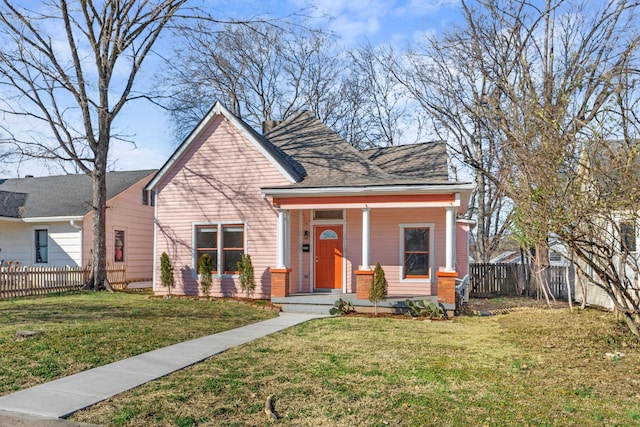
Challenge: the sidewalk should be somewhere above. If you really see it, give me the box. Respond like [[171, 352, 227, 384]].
[[0, 312, 325, 425]]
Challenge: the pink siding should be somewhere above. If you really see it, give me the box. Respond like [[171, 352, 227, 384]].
[[289, 210, 300, 294], [82, 173, 155, 281], [367, 208, 446, 296], [456, 222, 470, 278], [153, 115, 291, 297], [286, 207, 468, 297], [300, 210, 312, 292]]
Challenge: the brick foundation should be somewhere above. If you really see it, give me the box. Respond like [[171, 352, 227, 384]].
[[355, 270, 374, 300], [436, 270, 457, 305], [270, 268, 292, 298]]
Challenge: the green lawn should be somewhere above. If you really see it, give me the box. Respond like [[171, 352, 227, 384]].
[[0, 292, 277, 395], [72, 307, 640, 427]]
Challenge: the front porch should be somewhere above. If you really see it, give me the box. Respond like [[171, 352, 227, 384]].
[[271, 291, 453, 315]]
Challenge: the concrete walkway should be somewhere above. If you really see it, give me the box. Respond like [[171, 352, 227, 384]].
[[0, 312, 325, 424]]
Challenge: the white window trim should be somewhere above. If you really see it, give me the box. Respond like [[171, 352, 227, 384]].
[[618, 219, 639, 254], [113, 228, 127, 263], [399, 223, 435, 283], [33, 226, 50, 264], [192, 221, 247, 278]]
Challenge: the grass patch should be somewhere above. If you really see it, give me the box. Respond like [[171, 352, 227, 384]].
[[0, 292, 276, 395], [72, 308, 640, 426]]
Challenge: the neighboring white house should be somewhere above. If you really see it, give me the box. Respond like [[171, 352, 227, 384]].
[[0, 170, 156, 281]]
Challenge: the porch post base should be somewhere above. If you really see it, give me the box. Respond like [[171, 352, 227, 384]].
[[270, 268, 292, 298], [436, 270, 457, 305], [355, 269, 374, 300]]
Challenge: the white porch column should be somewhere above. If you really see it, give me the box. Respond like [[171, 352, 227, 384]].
[[360, 207, 371, 270], [445, 206, 456, 272], [277, 209, 286, 269]]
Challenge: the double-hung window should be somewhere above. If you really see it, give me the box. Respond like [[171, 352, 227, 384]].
[[400, 225, 432, 280], [35, 229, 48, 263], [195, 224, 245, 274], [222, 225, 244, 274], [196, 226, 218, 273], [114, 230, 125, 262], [620, 221, 637, 252]]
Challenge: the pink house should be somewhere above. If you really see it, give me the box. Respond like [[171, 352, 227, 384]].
[[146, 102, 473, 310]]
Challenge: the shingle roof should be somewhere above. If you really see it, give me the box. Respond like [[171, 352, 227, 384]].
[[0, 170, 156, 219], [362, 141, 449, 181], [264, 111, 453, 188], [265, 111, 389, 186]]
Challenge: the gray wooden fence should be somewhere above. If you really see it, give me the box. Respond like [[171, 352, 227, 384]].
[[0, 264, 127, 298], [470, 262, 572, 299]]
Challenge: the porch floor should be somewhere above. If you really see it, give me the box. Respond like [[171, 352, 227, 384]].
[[272, 291, 452, 315]]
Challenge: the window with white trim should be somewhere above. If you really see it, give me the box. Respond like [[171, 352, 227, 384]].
[[222, 225, 244, 273], [35, 229, 48, 263], [194, 224, 245, 274], [400, 224, 433, 280], [196, 226, 218, 273], [114, 230, 125, 262], [620, 221, 637, 252]]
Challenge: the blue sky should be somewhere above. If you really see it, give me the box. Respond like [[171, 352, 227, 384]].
[[7, 0, 462, 178]]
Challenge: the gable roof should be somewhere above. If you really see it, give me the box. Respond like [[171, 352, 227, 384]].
[[147, 101, 472, 196], [0, 169, 156, 219], [362, 141, 449, 181], [146, 101, 301, 190]]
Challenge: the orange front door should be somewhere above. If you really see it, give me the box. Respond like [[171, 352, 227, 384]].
[[315, 225, 343, 289]]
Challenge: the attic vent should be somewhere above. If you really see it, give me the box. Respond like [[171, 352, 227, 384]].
[[262, 120, 281, 134]]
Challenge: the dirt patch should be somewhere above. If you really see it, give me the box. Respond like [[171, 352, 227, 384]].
[[465, 296, 570, 314]]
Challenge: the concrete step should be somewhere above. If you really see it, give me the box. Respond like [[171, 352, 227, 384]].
[[278, 303, 333, 314]]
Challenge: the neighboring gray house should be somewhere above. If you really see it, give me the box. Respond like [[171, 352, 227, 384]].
[[0, 170, 156, 281]]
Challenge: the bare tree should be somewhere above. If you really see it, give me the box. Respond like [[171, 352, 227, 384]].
[[164, 21, 347, 139], [348, 44, 419, 148], [402, 0, 640, 335], [399, 4, 514, 264], [0, 0, 187, 290]]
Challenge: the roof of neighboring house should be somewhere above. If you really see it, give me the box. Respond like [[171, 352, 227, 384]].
[[0, 169, 156, 219]]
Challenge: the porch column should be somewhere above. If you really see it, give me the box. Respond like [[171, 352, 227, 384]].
[[360, 207, 371, 270], [445, 206, 456, 272], [277, 209, 286, 269]]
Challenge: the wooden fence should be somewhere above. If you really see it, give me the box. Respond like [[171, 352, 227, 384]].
[[470, 262, 572, 300], [0, 264, 127, 299]]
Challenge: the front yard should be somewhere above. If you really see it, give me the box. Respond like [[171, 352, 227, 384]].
[[0, 292, 277, 395], [71, 304, 640, 426], [2, 293, 639, 426]]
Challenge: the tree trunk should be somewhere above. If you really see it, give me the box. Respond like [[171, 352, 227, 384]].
[[84, 132, 112, 291]]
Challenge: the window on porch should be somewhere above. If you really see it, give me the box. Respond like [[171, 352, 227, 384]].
[[402, 226, 430, 279]]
